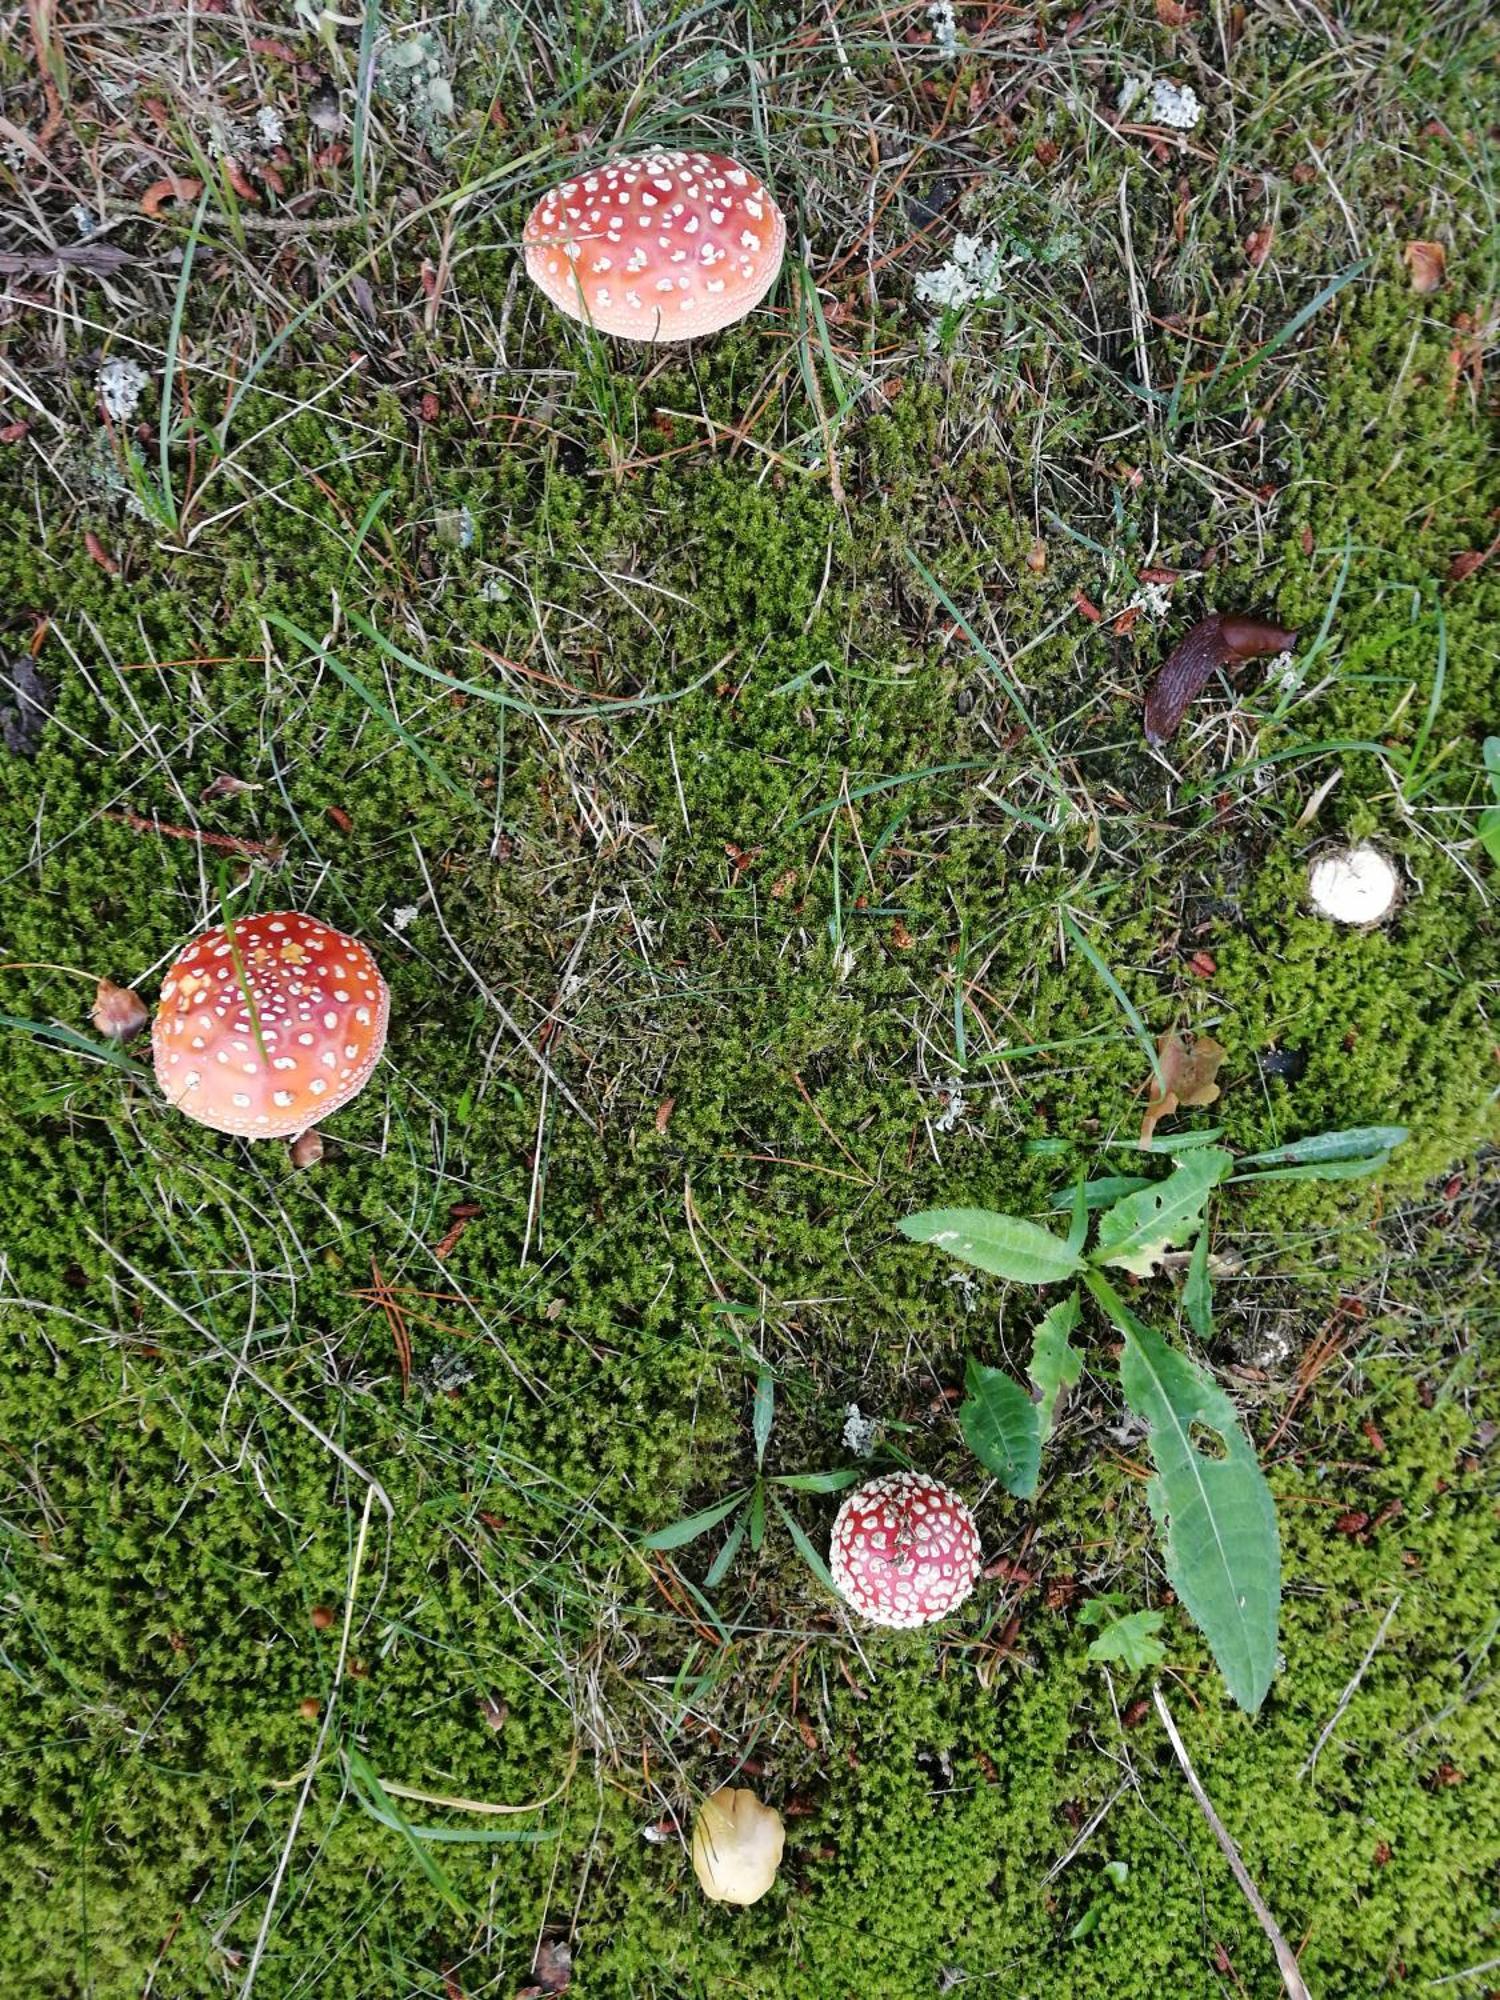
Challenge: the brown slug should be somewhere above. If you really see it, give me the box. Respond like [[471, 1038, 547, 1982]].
[[1144, 613, 1298, 745]]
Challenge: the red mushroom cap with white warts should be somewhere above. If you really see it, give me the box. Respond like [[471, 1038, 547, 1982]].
[[153, 912, 389, 1139], [523, 149, 786, 343], [829, 1471, 982, 1629]]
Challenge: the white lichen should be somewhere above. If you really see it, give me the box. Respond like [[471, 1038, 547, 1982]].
[[96, 357, 150, 422], [915, 233, 1021, 311], [928, 0, 960, 59], [256, 105, 285, 149], [933, 1076, 966, 1133], [1119, 74, 1204, 131], [842, 1405, 879, 1458], [391, 904, 421, 932]]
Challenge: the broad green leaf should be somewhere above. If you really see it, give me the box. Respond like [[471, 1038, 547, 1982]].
[[1183, 1227, 1213, 1341], [773, 1497, 839, 1596], [959, 1292, 1082, 1499], [1132, 1128, 1227, 1154], [641, 1490, 748, 1551], [959, 1356, 1042, 1498], [901, 1207, 1084, 1284], [772, 1468, 864, 1493], [1049, 1174, 1152, 1212], [1088, 1273, 1279, 1714], [748, 1481, 766, 1551], [1234, 1153, 1394, 1186], [1064, 1178, 1090, 1256], [1479, 737, 1500, 863], [1236, 1124, 1406, 1170], [1091, 1149, 1233, 1276], [1031, 1291, 1084, 1434], [1084, 1607, 1167, 1673]]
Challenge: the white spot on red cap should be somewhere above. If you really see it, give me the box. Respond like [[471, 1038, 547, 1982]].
[[828, 1473, 981, 1630], [522, 149, 785, 343], [152, 911, 389, 1140]]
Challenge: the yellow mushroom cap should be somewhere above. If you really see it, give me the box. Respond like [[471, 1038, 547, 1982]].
[[691, 1786, 785, 1906]]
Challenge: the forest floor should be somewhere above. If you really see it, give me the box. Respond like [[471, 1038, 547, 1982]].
[[0, 2, 1497, 1996]]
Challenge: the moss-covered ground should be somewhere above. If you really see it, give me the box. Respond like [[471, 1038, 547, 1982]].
[[1, 2, 1497, 1994]]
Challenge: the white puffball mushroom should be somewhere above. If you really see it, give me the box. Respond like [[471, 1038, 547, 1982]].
[[1307, 844, 1400, 926], [691, 1786, 785, 1906]]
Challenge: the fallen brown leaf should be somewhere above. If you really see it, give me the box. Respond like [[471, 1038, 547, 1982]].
[[1244, 224, 1275, 268], [141, 176, 204, 218], [1403, 239, 1446, 294], [1140, 1030, 1226, 1146]]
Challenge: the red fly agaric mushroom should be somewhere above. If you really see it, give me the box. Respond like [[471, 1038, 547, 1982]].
[[153, 912, 388, 1144], [523, 149, 786, 342], [829, 1471, 982, 1629]]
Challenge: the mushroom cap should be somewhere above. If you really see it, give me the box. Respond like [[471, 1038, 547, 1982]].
[[829, 1471, 981, 1629], [1307, 843, 1400, 925], [523, 148, 785, 343], [692, 1786, 785, 1906], [153, 911, 389, 1138]]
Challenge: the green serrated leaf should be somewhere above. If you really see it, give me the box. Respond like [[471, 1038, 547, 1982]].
[[1031, 1291, 1084, 1435], [641, 1490, 748, 1551], [1091, 1149, 1233, 1276], [901, 1208, 1084, 1284], [1088, 1273, 1280, 1714], [959, 1356, 1042, 1498], [1183, 1227, 1213, 1341], [1085, 1607, 1167, 1673]]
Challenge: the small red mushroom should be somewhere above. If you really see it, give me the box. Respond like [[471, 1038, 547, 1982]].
[[523, 149, 786, 343], [829, 1472, 982, 1629], [153, 911, 388, 1146]]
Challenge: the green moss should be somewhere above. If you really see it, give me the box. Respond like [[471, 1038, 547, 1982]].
[[1, 0, 1497, 1992]]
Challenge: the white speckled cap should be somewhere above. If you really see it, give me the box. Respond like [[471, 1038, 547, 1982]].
[[523, 148, 786, 342], [153, 912, 389, 1138]]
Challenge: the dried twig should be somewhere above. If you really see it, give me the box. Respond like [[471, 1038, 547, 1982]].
[[102, 808, 282, 862], [1299, 1594, 1402, 1779], [1153, 1685, 1311, 2000]]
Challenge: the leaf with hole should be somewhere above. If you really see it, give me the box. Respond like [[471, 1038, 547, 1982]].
[[1091, 1149, 1233, 1276], [901, 1207, 1084, 1285], [1088, 1274, 1279, 1713]]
